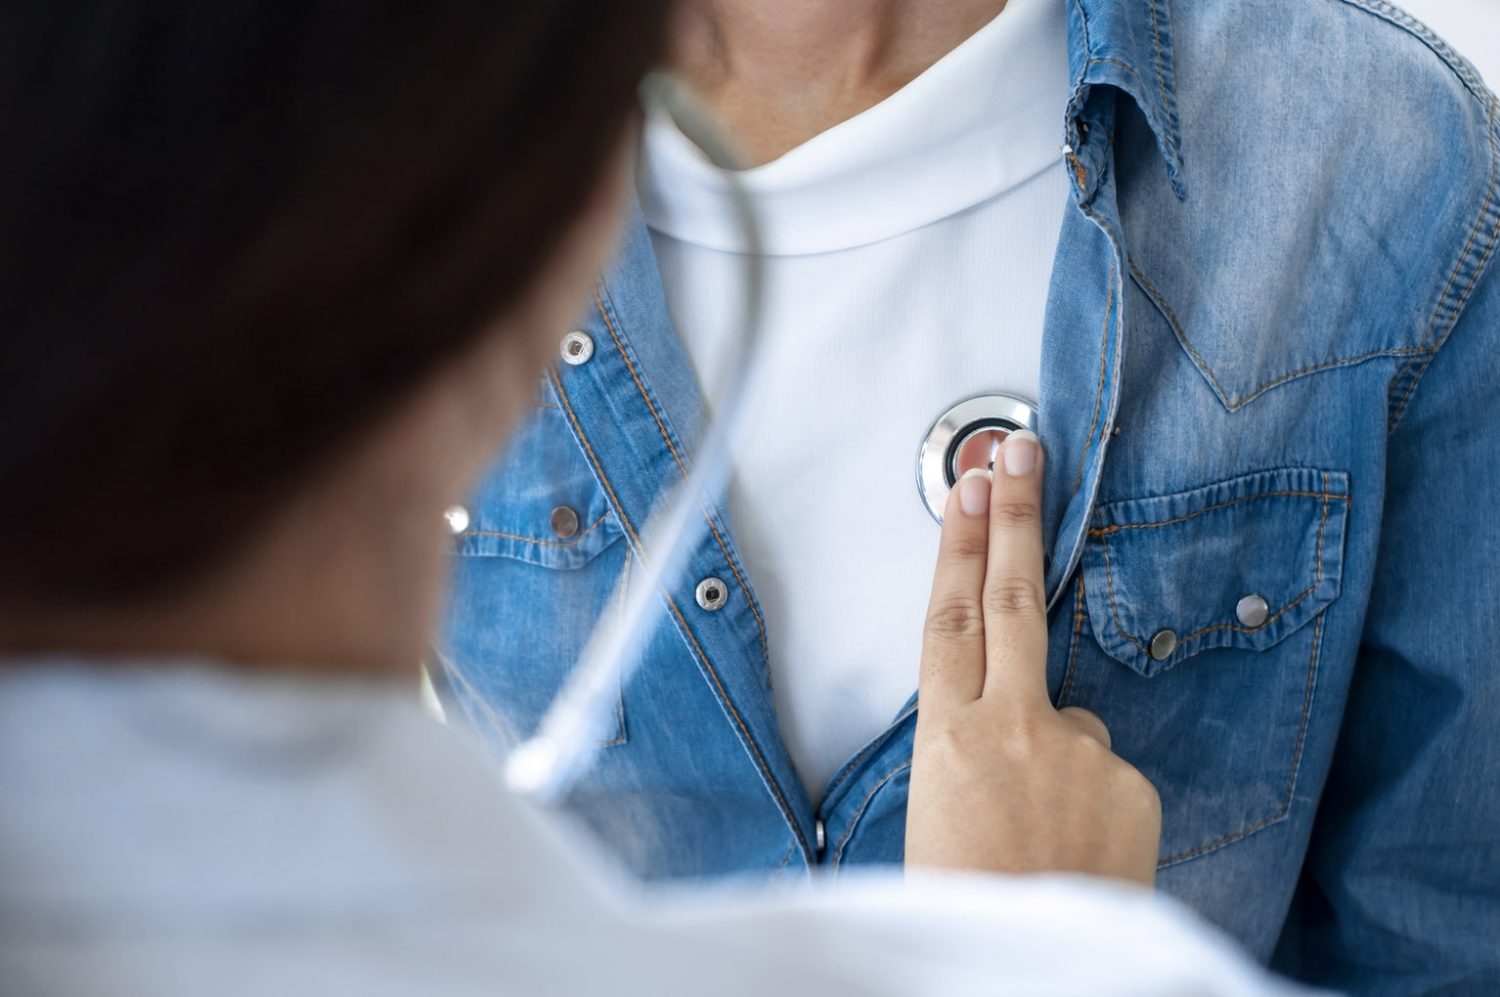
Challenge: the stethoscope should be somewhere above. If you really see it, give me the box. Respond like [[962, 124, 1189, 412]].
[[916, 394, 1038, 523], [446, 73, 1041, 804]]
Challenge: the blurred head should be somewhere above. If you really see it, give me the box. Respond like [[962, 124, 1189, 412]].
[[0, 2, 672, 667]]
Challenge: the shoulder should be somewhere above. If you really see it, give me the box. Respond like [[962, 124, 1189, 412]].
[[1177, 0, 1494, 104], [1116, 0, 1499, 409], [1163, 0, 1497, 205], [1167, 0, 1498, 228]]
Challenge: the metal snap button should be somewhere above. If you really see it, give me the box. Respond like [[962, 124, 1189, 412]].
[[916, 394, 1038, 523], [549, 506, 580, 539], [1236, 594, 1270, 628], [560, 330, 594, 366], [695, 577, 729, 612], [443, 505, 471, 535], [1149, 628, 1178, 661], [815, 818, 827, 856]]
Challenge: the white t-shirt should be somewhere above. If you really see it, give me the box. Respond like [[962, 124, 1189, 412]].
[[639, 0, 1073, 798], [0, 661, 1299, 996]]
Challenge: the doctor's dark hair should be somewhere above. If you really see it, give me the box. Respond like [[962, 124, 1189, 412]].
[[0, 1, 670, 603]]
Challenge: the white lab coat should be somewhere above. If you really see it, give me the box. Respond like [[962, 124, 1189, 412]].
[[0, 661, 1305, 996]]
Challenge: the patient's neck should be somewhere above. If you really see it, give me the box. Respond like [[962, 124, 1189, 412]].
[[674, 0, 1008, 165]]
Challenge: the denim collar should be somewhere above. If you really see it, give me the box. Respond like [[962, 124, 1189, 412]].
[[1067, 0, 1186, 197]]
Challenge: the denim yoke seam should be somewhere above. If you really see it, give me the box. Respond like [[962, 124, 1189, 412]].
[[1127, 261, 1430, 412], [1095, 485, 1341, 657], [591, 286, 772, 670], [832, 761, 913, 866], [545, 368, 811, 859], [1227, 348, 1429, 412], [461, 512, 611, 549], [1158, 611, 1325, 868], [1389, 95, 1500, 431]]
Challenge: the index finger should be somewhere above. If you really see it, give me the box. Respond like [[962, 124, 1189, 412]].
[[980, 430, 1050, 709], [917, 468, 994, 713]]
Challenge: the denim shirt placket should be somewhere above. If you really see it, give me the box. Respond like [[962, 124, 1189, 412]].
[[813, 119, 1133, 866], [547, 0, 1194, 871], [818, 0, 1198, 863], [1042, 0, 1188, 603], [548, 228, 819, 865]]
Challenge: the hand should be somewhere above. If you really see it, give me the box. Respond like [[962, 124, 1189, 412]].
[[904, 431, 1161, 886]]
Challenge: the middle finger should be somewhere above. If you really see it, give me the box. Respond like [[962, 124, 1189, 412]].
[[981, 430, 1051, 708]]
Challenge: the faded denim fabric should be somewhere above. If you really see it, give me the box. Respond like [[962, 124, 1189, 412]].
[[444, 1, 1500, 991]]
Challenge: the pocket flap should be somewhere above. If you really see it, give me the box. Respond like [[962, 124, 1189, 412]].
[[454, 388, 622, 569], [1080, 468, 1349, 677]]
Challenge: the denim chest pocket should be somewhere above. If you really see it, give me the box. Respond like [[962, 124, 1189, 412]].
[[1062, 467, 1350, 865], [443, 395, 629, 747], [453, 400, 623, 567]]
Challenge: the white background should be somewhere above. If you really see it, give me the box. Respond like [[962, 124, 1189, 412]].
[[1398, 0, 1500, 88]]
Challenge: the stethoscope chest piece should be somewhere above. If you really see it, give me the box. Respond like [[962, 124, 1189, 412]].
[[917, 394, 1038, 523]]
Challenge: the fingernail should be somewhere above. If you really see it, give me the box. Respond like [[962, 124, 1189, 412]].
[[1003, 430, 1040, 477], [957, 467, 992, 517]]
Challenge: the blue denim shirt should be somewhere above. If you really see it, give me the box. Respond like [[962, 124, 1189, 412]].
[[444, 1, 1500, 990]]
